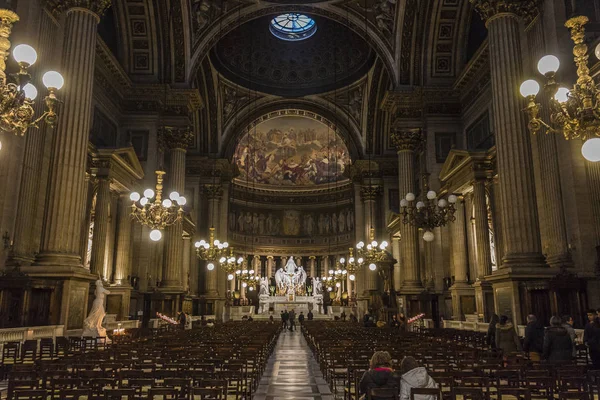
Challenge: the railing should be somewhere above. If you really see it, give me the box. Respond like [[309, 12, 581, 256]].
[[442, 320, 585, 343], [0, 325, 64, 354]]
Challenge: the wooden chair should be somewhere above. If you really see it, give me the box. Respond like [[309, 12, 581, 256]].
[[368, 388, 399, 400], [496, 388, 531, 400], [411, 387, 442, 400], [12, 390, 47, 400], [103, 388, 137, 400], [57, 388, 92, 399], [7, 379, 39, 400], [558, 393, 590, 400], [190, 387, 222, 400], [146, 387, 180, 399], [451, 387, 487, 400]]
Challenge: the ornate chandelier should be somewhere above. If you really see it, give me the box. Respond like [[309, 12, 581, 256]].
[[235, 267, 261, 292], [195, 227, 229, 264], [323, 267, 347, 292], [0, 10, 64, 138], [399, 187, 457, 242], [337, 247, 363, 282], [218, 247, 244, 281], [520, 15, 600, 162], [129, 171, 186, 241], [355, 227, 389, 271]]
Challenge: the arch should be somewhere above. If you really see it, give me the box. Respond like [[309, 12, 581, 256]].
[[188, 3, 397, 87], [220, 100, 364, 162]]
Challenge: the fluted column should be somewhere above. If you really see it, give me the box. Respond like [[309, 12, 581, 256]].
[[36, 2, 110, 267], [586, 162, 600, 244], [309, 256, 316, 277], [471, 0, 546, 270], [391, 129, 424, 292], [160, 127, 192, 290], [473, 180, 492, 279], [113, 195, 133, 285], [361, 186, 381, 292], [182, 235, 191, 292], [253, 255, 260, 274], [89, 177, 110, 277], [490, 176, 505, 264], [204, 184, 222, 297], [451, 198, 469, 284], [267, 256, 274, 278], [525, 9, 572, 268], [392, 236, 401, 291]]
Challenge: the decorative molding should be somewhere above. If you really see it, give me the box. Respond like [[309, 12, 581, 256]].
[[360, 186, 382, 202], [158, 126, 194, 151], [389, 128, 425, 152], [47, 0, 112, 17], [469, 0, 540, 26], [203, 184, 223, 200]]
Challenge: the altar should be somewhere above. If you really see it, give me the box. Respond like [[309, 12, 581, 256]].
[[259, 295, 324, 314]]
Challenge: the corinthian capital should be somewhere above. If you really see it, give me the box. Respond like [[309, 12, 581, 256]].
[[158, 126, 194, 151], [470, 0, 540, 25], [47, 0, 112, 17], [390, 128, 424, 153], [203, 184, 223, 200], [360, 186, 382, 202]]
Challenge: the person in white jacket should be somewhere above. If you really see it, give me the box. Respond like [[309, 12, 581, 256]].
[[399, 356, 438, 400]]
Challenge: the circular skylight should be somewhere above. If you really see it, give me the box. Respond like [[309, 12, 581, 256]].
[[270, 13, 317, 41]]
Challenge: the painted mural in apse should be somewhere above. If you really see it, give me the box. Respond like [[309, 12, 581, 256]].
[[234, 116, 350, 185]]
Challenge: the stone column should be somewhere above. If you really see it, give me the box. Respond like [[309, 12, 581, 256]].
[[473, 179, 492, 279], [525, 7, 573, 269], [309, 256, 316, 277], [361, 186, 380, 292], [391, 129, 424, 292], [392, 236, 401, 291], [450, 197, 472, 319], [353, 184, 365, 296], [267, 256, 274, 278], [253, 255, 260, 274], [203, 184, 222, 297], [160, 127, 192, 291], [471, 0, 546, 270], [36, 2, 110, 268], [182, 235, 191, 293], [113, 194, 133, 285], [89, 177, 110, 277]]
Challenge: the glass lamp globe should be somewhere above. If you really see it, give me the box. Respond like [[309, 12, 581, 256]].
[[22, 83, 37, 100], [227, 274, 234, 281], [426, 190, 437, 200], [448, 194, 457, 203], [249, 286, 254, 291], [368, 263, 377, 271], [328, 269, 334, 275], [349, 257, 355, 263], [582, 138, 600, 162], [520, 80, 540, 98], [371, 240, 378, 247], [381, 240, 388, 248], [340, 257, 345, 264], [237, 257, 244, 264], [336, 282, 341, 288], [327, 287, 332, 292], [242, 269, 248, 274], [219, 257, 226, 263], [249, 270, 254, 274], [130, 192, 140, 202], [194, 241, 201, 248], [203, 243, 209, 249], [405, 192, 416, 201], [356, 241, 364, 249], [207, 262, 215, 271], [423, 231, 435, 242], [537, 55, 560, 75], [162, 199, 172, 208], [242, 282, 247, 288], [438, 199, 448, 208], [400, 199, 408, 207], [223, 242, 229, 248], [149, 229, 162, 241], [199, 240, 206, 246], [144, 189, 155, 198], [139, 197, 148, 206], [416, 201, 425, 209], [169, 191, 180, 201], [178, 196, 187, 206], [554, 87, 570, 103], [42, 71, 64, 90], [13, 44, 37, 66], [357, 257, 364, 264], [349, 274, 355, 281]]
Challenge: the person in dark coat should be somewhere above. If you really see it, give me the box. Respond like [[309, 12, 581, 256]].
[[307, 310, 314, 321], [543, 316, 573, 362], [298, 312, 305, 324], [561, 315, 577, 358], [390, 315, 400, 328], [177, 312, 186, 329], [359, 351, 400, 400], [487, 314, 499, 349], [495, 315, 522, 355], [584, 309, 600, 368], [523, 315, 545, 361]]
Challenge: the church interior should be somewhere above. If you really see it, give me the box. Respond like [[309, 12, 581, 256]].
[[1, 0, 600, 398]]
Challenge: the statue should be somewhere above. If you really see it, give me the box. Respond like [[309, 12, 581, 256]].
[[82, 278, 110, 338], [274, 257, 307, 295], [259, 277, 269, 295], [312, 277, 323, 296]]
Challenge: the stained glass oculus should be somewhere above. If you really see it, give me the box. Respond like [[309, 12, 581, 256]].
[[270, 13, 317, 41]]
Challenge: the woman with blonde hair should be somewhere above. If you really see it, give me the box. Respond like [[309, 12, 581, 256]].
[[359, 351, 399, 399], [399, 356, 438, 400]]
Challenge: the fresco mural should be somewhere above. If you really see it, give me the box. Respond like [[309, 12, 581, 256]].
[[234, 116, 351, 185]]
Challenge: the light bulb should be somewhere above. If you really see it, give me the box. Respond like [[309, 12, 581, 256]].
[[199, 240, 206, 246], [400, 199, 408, 207], [217, 244, 223, 250], [405, 193, 415, 201], [149, 229, 162, 241], [219, 257, 226, 263], [139, 197, 148, 206], [169, 191, 180, 201], [144, 189, 154, 198], [349, 257, 355, 263], [242, 282, 247, 288], [357, 241, 364, 249], [237, 257, 244, 264], [520, 79, 540, 98], [13, 44, 37, 66], [249, 270, 254, 274], [340, 257, 345, 264], [416, 201, 425, 209], [371, 240, 378, 247], [349, 274, 355, 281], [423, 231, 435, 242], [243, 269, 248, 274], [203, 243, 209, 249], [379, 243, 386, 250], [162, 199, 172, 208], [357, 257, 364, 264], [207, 263, 215, 271], [329, 270, 334, 275], [448, 194, 457, 204], [236, 270, 241, 275], [228, 274, 234, 281], [381, 241, 388, 248], [42, 71, 64, 90], [369, 263, 376, 271], [367, 244, 372, 250], [130, 192, 140, 202], [223, 242, 229, 248], [194, 241, 201, 248], [249, 286, 254, 291], [554, 87, 570, 104], [342, 270, 347, 274], [438, 199, 448, 208], [0, 140, 3, 151], [22, 83, 37, 100], [426, 190, 437, 200], [336, 282, 341, 288], [537, 55, 560, 75], [177, 196, 187, 206], [327, 287, 332, 292], [582, 138, 600, 162], [214, 240, 220, 246]]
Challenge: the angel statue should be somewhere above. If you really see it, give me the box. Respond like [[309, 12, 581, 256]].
[[312, 277, 323, 296], [82, 278, 110, 338], [259, 277, 269, 296]]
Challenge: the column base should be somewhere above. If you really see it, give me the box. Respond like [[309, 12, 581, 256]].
[[545, 253, 574, 270], [157, 284, 184, 295], [450, 282, 475, 321], [398, 280, 425, 295], [5, 254, 35, 268], [33, 252, 84, 269], [501, 253, 547, 270]]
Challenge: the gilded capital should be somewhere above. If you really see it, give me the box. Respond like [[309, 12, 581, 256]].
[[390, 128, 424, 153], [203, 184, 223, 200], [47, 0, 112, 17], [360, 186, 382, 202], [470, 0, 540, 25], [158, 126, 194, 151]]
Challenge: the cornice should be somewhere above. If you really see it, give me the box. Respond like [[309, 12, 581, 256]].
[[47, 0, 111, 18], [470, 0, 540, 26], [454, 42, 490, 92]]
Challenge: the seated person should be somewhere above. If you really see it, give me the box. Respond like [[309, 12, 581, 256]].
[[399, 356, 438, 400], [359, 351, 399, 400]]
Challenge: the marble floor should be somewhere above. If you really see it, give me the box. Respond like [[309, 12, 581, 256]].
[[254, 329, 334, 400]]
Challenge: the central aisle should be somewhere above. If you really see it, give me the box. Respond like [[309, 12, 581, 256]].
[[254, 328, 334, 400]]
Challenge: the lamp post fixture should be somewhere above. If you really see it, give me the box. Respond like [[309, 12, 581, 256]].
[[355, 227, 389, 271], [520, 15, 600, 162], [129, 171, 186, 241], [194, 227, 229, 266], [337, 247, 363, 282], [0, 9, 64, 139], [218, 247, 244, 281]]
